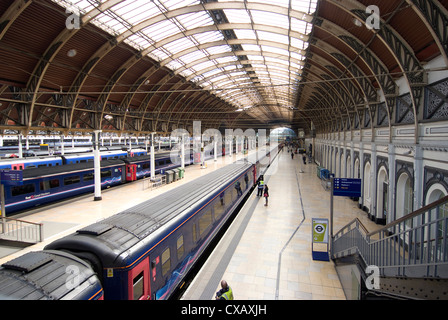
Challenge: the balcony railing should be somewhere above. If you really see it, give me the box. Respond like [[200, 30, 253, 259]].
[[333, 195, 448, 278]]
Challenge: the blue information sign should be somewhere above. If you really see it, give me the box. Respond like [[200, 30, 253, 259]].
[[0, 170, 23, 186], [333, 178, 361, 197]]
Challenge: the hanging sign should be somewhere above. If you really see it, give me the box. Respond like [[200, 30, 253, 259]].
[[0, 170, 23, 186], [333, 178, 362, 197]]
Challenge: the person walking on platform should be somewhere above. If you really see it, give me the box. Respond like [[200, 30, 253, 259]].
[[302, 154, 307, 165], [291, 151, 294, 160], [257, 176, 264, 196], [216, 280, 234, 300], [263, 184, 269, 206]]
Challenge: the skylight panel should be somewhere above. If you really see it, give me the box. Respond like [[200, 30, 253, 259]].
[[194, 31, 224, 44], [215, 56, 238, 65], [233, 29, 257, 40], [166, 59, 184, 70], [250, 10, 288, 27], [261, 45, 290, 57], [241, 44, 261, 53], [163, 0, 198, 11], [163, 37, 196, 55], [143, 20, 179, 42], [191, 60, 216, 73], [206, 45, 232, 55], [177, 12, 214, 30], [149, 48, 170, 61], [179, 50, 207, 65], [223, 9, 251, 24]]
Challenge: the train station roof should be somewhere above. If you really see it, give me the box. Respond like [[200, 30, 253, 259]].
[[0, 0, 446, 135]]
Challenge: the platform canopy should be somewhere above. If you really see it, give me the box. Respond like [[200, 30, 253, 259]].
[[0, 0, 446, 135]]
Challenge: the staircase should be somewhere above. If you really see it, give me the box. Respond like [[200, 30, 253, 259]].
[[332, 195, 448, 300]]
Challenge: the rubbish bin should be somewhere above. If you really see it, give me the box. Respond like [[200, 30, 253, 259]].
[[178, 168, 185, 179], [172, 168, 179, 181], [165, 170, 174, 184]]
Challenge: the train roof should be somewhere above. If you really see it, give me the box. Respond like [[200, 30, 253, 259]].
[[0, 250, 102, 300], [22, 159, 124, 179], [46, 161, 252, 267]]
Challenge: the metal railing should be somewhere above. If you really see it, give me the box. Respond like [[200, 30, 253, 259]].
[[0, 217, 44, 243], [333, 195, 448, 279]]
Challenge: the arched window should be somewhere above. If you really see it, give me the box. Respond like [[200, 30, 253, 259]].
[[363, 162, 371, 208], [425, 184, 448, 249], [396, 172, 413, 225], [346, 155, 352, 178], [376, 166, 389, 220]]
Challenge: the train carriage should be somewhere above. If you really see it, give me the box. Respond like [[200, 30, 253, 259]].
[[3, 160, 125, 214], [0, 250, 103, 300], [46, 161, 256, 300]]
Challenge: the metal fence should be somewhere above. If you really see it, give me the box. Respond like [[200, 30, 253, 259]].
[[333, 195, 448, 279], [0, 217, 43, 243]]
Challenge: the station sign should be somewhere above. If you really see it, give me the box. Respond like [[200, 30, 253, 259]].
[[311, 218, 329, 261], [333, 178, 362, 197], [0, 170, 23, 186]]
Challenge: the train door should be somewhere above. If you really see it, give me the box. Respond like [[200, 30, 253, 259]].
[[126, 164, 137, 181], [128, 257, 150, 300], [11, 163, 24, 170]]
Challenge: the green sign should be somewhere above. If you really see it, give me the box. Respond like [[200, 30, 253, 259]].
[[311, 218, 330, 261], [312, 218, 329, 243]]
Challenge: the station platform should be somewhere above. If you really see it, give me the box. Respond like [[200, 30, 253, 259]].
[[0, 151, 249, 265], [181, 149, 382, 300]]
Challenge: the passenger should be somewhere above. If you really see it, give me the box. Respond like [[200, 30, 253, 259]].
[[291, 151, 294, 159], [216, 280, 234, 300], [257, 176, 264, 196], [244, 173, 249, 189], [263, 185, 269, 206], [235, 180, 242, 196], [302, 154, 307, 165]]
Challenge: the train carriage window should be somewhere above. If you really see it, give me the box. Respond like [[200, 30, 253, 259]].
[[40, 179, 60, 191], [83, 173, 94, 181], [11, 183, 35, 197], [192, 224, 197, 243], [133, 272, 144, 301], [177, 235, 184, 260], [199, 210, 212, 236], [214, 193, 225, 221], [101, 170, 112, 178], [63, 176, 80, 186], [161, 248, 171, 276], [224, 189, 232, 209]]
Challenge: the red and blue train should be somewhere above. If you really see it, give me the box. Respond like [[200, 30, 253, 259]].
[[0, 146, 277, 300]]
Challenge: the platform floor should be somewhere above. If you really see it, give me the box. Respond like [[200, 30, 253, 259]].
[[0, 151, 249, 264], [182, 149, 382, 300]]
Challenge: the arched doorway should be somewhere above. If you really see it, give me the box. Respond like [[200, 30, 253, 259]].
[[363, 162, 371, 212], [376, 166, 388, 224], [396, 172, 413, 223]]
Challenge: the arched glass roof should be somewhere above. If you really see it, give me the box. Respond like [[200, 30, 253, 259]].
[[54, 0, 317, 120]]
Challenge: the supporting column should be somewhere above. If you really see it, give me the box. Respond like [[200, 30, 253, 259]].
[[60, 135, 65, 156], [150, 132, 156, 180], [413, 145, 424, 211], [358, 142, 364, 209], [388, 143, 396, 224], [18, 134, 23, 158], [93, 130, 102, 201], [370, 143, 377, 219], [181, 134, 185, 169]]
